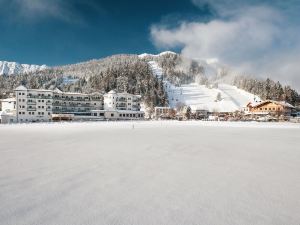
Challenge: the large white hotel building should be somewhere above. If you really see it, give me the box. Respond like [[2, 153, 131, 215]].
[[0, 85, 144, 123]]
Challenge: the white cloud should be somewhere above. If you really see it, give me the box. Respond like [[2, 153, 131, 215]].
[[0, 0, 79, 23], [151, 2, 300, 90]]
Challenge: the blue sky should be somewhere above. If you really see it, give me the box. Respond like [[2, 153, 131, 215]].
[[0, 0, 212, 66], [0, 0, 299, 88]]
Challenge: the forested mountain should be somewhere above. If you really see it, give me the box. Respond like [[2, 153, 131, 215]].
[[0, 52, 299, 108], [0, 55, 168, 108], [233, 76, 299, 106], [139, 52, 208, 85]]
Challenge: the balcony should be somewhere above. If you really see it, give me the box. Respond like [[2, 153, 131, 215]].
[[117, 102, 126, 106], [117, 97, 127, 102], [27, 101, 36, 105], [27, 107, 37, 111]]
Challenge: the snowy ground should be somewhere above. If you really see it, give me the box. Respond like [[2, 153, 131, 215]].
[[0, 121, 299, 225], [165, 82, 260, 112], [147, 60, 260, 112]]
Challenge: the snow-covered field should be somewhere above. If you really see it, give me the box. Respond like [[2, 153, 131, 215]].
[[0, 121, 300, 225]]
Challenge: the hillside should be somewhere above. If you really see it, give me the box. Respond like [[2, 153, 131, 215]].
[[147, 60, 260, 112], [0, 52, 299, 108]]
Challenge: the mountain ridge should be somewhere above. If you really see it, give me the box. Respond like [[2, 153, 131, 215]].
[[0, 61, 48, 75]]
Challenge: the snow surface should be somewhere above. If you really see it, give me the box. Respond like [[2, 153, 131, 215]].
[[147, 60, 260, 111], [165, 83, 261, 112], [0, 121, 300, 225], [0, 61, 47, 75], [138, 51, 177, 58]]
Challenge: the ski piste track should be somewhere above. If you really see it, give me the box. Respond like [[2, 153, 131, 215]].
[[147, 61, 259, 112]]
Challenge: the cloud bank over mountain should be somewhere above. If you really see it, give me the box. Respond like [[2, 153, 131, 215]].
[[151, 0, 300, 89]]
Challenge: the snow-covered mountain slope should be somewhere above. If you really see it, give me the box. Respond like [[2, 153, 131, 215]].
[[165, 83, 260, 112], [0, 61, 48, 75], [139, 51, 177, 59], [148, 60, 260, 112]]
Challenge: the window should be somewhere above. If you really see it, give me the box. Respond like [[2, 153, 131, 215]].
[[100, 113, 104, 116], [19, 112, 22, 115], [48, 112, 51, 115], [22, 93, 25, 95], [111, 113, 114, 117], [19, 93, 21, 95], [94, 113, 97, 116]]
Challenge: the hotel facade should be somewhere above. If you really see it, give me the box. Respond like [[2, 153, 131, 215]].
[[0, 85, 144, 123]]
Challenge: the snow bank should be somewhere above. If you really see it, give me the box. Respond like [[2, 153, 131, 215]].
[[0, 121, 299, 225]]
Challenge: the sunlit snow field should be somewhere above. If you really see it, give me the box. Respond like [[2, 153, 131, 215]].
[[0, 121, 300, 225]]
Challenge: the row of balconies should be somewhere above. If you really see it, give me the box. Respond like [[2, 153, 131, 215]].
[[53, 102, 87, 106], [53, 109, 92, 113], [53, 97, 101, 102], [27, 108, 52, 111], [27, 101, 52, 105], [27, 95, 52, 99]]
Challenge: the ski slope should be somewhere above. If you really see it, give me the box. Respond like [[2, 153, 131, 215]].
[[165, 83, 260, 112], [148, 61, 260, 112]]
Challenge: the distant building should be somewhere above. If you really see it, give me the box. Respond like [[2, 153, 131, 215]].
[[0, 98, 17, 124], [243, 100, 295, 116], [104, 90, 141, 111], [0, 98, 16, 111], [15, 85, 53, 123], [2, 86, 144, 123], [52, 88, 103, 116], [191, 109, 209, 119], [154, 107, 175, 119], [91, 109, 144, 120]]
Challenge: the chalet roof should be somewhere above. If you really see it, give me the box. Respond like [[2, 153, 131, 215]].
[[15, 85, 52, 92], [15, 85, 27, 91], [53, 88, 63, 93], [250, 100, 295, 109], [0, 98, 16, 102], [108, 90, 117, 94]]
